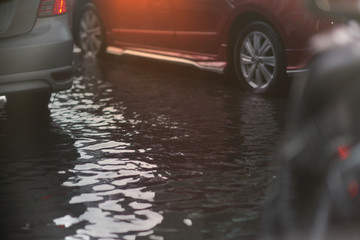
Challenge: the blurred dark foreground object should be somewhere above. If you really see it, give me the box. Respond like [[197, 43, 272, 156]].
[[260, 20, 360, 240]]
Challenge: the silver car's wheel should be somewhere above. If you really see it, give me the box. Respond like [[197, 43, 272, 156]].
[[233, 22, 286, 95], [77, 4, 105, 56]]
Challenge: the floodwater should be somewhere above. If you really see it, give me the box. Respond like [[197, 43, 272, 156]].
[[0, 53, 288, 240]]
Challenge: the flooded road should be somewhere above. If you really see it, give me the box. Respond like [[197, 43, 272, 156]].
[[0, 53, 288, 240]]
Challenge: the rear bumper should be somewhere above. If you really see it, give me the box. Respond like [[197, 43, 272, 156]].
[[0, 14, 73, 95], [0, 66, 73, 95]]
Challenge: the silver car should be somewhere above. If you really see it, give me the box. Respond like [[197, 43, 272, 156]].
[[0, 0, 73, 112]]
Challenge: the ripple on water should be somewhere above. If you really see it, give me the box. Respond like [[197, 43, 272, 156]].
[[47, 55, 287, 240]]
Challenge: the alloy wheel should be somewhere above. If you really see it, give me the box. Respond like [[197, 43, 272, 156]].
[[79, 9, 102, 55], [239, 31, 276, 90]]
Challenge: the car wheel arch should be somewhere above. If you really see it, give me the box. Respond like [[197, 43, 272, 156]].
[[227, 13, 286, 61], [226, 13, 290, 95]]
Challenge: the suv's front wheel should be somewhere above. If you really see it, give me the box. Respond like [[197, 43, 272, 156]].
[[233, 21, 287, 95]]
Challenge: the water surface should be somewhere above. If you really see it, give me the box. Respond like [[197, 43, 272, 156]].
[[0, 54, 288, 240]]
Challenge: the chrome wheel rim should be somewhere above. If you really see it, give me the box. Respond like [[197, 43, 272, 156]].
[[240, 32, 276, 89], [79, 10, 102, 55]]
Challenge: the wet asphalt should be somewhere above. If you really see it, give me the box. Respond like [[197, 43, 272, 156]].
[[0, 53, 288, 240]]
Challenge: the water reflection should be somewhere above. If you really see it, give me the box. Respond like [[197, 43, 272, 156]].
[[0, 53, 287, 240], [50, 54, 286, 239], [56, 156, 164, 239], [49, 56, 167, 240]]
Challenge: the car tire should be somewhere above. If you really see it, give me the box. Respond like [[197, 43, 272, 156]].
[[74, 3, 106, 57], [5, 91, 51, 115], [233, 21, 287, 95]]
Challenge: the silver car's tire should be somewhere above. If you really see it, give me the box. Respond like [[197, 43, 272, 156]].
[[75, 3, 106, 56], [233, 22, 287, 95]]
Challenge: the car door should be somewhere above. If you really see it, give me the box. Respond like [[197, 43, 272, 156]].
[[97, 0, 175, 49], [172, 0, 222, 55]]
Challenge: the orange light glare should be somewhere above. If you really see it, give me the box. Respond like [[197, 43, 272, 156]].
[[38, 0, 67, 17], [53, 0, 67, 15]]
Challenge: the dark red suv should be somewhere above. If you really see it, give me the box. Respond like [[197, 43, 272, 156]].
[[70, 0, 333, 94]]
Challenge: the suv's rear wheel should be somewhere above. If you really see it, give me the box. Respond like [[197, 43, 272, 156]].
[[75, 3, 106, 56], [233, 21, 287, 95]]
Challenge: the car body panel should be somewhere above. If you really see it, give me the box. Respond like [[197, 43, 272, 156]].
[[0, 0, 73, 96], [172, 0, 221, 54], [0, 0, 40, 38], [74, 0, 334, 74], [95, 0, 175, 49]]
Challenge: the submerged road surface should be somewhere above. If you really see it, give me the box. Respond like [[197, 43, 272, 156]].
[[0, 53, 288, 240]]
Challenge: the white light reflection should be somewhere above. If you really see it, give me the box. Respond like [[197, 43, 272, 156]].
[[99, 200, 125, 212], [56, 207, 163, 239], [183, 218, 193, 226], [82, 141, 129, 151], [92, 184, 115, 191], [69, 193, 104, 204], [51, 59, 165, 240], [57, 148, 165, 239], [54, 215, 80, 228]]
